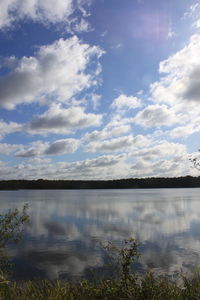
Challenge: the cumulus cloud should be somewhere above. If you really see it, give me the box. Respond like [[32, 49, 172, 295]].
[[0, 36, 104, 109], [55, 154, 130, 179], [131, 158, 190, 178], [151, 34, 200, 109], [0, 143, 22, 155], [26, 104, 102, 135], [183, 66, 200, 101], [130, 141, 187, 161], [15, 138, 80, 157], [83, 125, 131, 141], [104, 114, 135, 129], [169, 116, 200, 138], [44, 139, 79, 155], [15, 141, 48, 158], [133, 104, 182, 128], [0, 120, 22, 139], [85, 135, 150, 153], [111, 94, 141, 111], [128, 32, 200, 138], [59, 154, 127, 169], [0, 0, 92, 30]]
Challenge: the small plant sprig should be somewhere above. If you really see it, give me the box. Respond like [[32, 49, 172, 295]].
[[0, 204, 29, 248], [103, 238, 139, 287], [189, 149, 200, 171], [0, 205, 29, 286]]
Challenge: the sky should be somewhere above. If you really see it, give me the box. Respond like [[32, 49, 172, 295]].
[[0, 0, 200, 180]]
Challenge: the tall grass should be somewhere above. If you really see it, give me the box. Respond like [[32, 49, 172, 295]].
[[1, 269, 200, 299]]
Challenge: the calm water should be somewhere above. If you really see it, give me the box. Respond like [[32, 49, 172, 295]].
[[1, 188, 200, 280]]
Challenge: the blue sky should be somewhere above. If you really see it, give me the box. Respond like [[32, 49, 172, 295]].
[[0, 0, 200, 180]]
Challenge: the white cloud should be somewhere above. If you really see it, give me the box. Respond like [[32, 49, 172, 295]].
[[167, 29, 175, 40], [0, 0, 91, 30], [1, 148, 194, 180], [27, 157, 52, 164], [55, 154, 130, 179], [130, 141, 187, 161], [0, 143, 21, 155], [0, 0, 16, 29], [0, 153, 128, 180], [128, 32, 200, 139], [183, 66, 200, 101], [131, 158, 191, 178], [90, 94, 102, 110], [109, 125, 131, 137], [72, 18, 92, 33], [184, 3, 200, 20], [169, 116, 200, 138], [84, 125, 131, 141], [73, 93, 102, 109], [111, 94, 141, 111], [194, 19, 200, 28], [133, 104, 182, 128], [189, 2, 200, 28], [104, 114, 134, 129], [26, 104, 102, 135], [0, 36, 104, 109], [60, 153, 127, 169], [85, 135, 150, 153], [190, 3, 200, 14], [45, 139, 79, 155], [151, 34, 200, 109], [15, 138, 80, 157], [15, 141, 48, 158], [0, 120, 22, 139]]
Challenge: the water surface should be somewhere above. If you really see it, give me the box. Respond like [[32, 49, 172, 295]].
[[1, 188, 200, 280]]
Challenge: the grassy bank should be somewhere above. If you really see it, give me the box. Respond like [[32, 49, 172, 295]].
[[1, 271, 200, 299]]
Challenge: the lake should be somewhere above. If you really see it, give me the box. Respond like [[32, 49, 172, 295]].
[[1, 188, 200, 280]]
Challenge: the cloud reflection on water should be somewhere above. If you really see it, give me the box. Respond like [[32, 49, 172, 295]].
[[1, 188, 200, 280]]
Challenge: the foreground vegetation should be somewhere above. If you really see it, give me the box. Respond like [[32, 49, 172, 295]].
[[1, 272, 200, 300], [1, 209, 200, 299], [1, 258, 200, 299]]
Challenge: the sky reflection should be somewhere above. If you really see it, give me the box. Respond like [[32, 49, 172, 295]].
[[1, 188, 200, 280]]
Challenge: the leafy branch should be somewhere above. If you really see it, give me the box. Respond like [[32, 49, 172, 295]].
[[0, 204, 29, 248]]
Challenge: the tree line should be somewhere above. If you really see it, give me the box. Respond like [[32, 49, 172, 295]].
[[0, 176, 200, 190]]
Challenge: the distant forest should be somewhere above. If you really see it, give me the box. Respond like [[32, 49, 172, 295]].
[[0, 176, 200, 190]]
